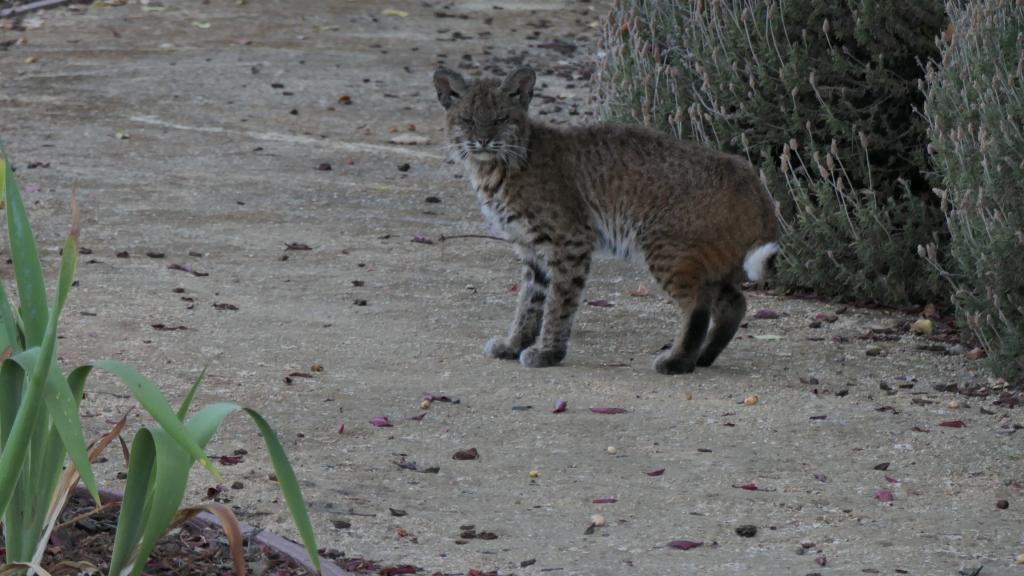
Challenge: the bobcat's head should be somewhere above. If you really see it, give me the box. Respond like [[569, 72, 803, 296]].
[[433, 66, 535, 169]]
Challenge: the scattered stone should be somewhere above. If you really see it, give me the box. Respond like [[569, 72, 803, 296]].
[[735, 524, 757, 538]]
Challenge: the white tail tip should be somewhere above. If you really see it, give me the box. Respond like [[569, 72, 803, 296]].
[[743, 242, 779, 282]]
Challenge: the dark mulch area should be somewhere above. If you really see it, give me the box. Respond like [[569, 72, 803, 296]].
[[1, 492, 311, 576]]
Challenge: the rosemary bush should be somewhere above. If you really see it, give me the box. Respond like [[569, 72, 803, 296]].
[[923, 0, 1024, 382], [598, 0, 947, 304]]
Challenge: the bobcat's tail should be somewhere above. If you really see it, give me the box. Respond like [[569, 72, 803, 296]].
[[742, 242, 779, 282]]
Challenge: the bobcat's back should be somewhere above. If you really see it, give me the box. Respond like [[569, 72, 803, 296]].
[[516, 122, 778, 283]]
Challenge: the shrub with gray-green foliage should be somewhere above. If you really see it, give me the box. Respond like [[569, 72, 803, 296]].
[[923, 0, 1024, 382], [598, 0, 947, 304]]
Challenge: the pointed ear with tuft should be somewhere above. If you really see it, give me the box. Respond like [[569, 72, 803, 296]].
[[433, 67, 468, 110], [502, 66, 536, 107]]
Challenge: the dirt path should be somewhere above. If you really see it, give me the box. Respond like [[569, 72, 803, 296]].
[[1, 1, 1021, 574]]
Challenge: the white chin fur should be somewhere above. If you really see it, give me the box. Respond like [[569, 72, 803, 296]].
[[471, 151, 496, 162], [743, 242, 779, 282]]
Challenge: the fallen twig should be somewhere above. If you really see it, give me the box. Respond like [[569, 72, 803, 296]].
[[438, 233, 509, 243], [0, 0, 73, 18]]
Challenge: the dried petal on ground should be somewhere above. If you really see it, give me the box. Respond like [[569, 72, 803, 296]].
[[646, 468, 666, 477], [735, 482, 759, 491], [379, 566, 417, 576], [590, 407, 628, 414], [591, 498, 617, 504], [452, 448, 479, 460], [423, 393, 458, 403], [668, 540, 703, 550], [369, 416, 392, 427], [553, 400, 568, 413], [884, 475, 899, 484], [815, 554, 827, 566], [284, 242, 312, 250], [587, 299, 614, 308], [213, 302, 239, 311], [412, 234, 434, 245], [875, 489, 894, 502], [753, 309, 780, 319], [813, 473, 827, 483], [628, 284, 650, 297], [337, 423, 344, 434], [939, 420, 966, 428]]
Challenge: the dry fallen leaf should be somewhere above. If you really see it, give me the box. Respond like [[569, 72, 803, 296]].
[[369, 416, 392, 427], [552, 400, 567, 413], [744, 394, 759, 406], [875, 489, 894, 502], [381, 8, 409, 17]]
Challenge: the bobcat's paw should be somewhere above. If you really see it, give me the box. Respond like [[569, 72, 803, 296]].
[[484, 336, 520, 360], [519, 345, 566, 368], [654, 351, 696, 375]]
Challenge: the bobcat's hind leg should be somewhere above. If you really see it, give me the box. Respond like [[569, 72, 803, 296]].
[[484, 260, 548, 360], [697, 280, 747, 367], [648, 254, 714, 375]]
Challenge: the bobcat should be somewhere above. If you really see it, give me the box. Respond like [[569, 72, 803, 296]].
[[433, 65, 779, 374]]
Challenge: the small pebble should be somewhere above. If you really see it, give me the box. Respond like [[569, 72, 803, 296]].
[[744, 394, 759, 406], [397, 163, 411, 172], [590, 514, 606, 527], [911, 318, 934, 335], [947, 400, 960, 409], [421, 399, 432, 410], [606, 446, 617, 455], [1017, 553, 1024, 565], [735, 524, 757, 538], [528, 469, 540, 478], [865, 346, 883, 357], [997, 499, 1009, 509]]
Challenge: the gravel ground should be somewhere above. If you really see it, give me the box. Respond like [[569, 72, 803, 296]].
[[1, 1, 1022, 575]]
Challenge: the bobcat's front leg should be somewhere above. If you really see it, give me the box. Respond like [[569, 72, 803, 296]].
[[519, 249, 591, 368], [484, 259, 548, 359]]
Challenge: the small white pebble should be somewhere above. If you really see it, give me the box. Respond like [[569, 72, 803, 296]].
[[1017, 553, 1024, 565], [420, 399, 432, 410], [590, 514, 606, 527], [947, 400, 960, 409], [744, 394, 759, 406], [606, 446, 617, 455], [528, 469, 539, 478]]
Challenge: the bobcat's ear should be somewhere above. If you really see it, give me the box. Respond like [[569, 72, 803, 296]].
[[433, 67, 467, 110], [502, 66, 536, 107]]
